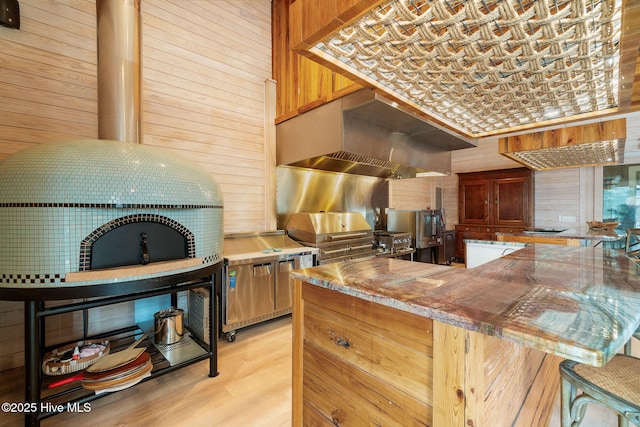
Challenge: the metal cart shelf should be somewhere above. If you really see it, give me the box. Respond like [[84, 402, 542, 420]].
[[1, 263, 221, 427]]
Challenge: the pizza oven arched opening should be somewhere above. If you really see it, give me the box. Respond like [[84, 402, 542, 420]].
[[81, 214, 196, 271]]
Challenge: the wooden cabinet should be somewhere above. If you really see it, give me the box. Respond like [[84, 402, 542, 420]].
[[294, 283, 433, 426], [456, 168, 534, 259], [293, 278, 561, 426], [454, 225, 494, 259], [272, 0, 362, 123], [458, 178, 491, 224]]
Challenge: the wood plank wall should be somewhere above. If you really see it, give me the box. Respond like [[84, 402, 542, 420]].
[[141, 0, 272, 233], [390, 135, 591, 231], [389, 177, 437, 210], [389, 176, 459, 229], [0, 0, 97, 154], [449, 137, 596, 230], [0, 0, 272, 371]]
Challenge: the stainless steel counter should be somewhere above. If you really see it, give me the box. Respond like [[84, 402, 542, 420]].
[[222, 231, 317, 341]]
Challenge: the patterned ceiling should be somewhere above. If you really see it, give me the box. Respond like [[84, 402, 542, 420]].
[[310, 0, 623, 138]]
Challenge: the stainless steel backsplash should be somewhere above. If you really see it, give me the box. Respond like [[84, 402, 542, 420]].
[[276, 166, 389, 230]]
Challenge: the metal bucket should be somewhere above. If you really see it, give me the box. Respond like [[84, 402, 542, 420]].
[[154, 307, 184, 345]]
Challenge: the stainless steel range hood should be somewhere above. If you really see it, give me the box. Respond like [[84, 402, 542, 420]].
[[276, 90, 477, 179]]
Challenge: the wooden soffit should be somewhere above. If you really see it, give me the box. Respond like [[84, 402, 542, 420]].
[[498, 118, 627, 170]]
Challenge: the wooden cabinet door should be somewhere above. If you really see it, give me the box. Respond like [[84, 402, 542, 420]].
[[493, 176, 530, 227], [298, 284, 433, 426], [459, 179, 490, 225], [457, 168, 533, 261], [272, 0, 363, 123]]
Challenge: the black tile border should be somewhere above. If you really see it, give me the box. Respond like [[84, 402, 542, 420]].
[[0, 203, 223, 209]]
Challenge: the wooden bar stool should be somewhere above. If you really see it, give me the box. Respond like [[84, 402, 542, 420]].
[[624, 331, 640, 355], [560, 355, 640, 426], [623, 229, 640, 356], [625, 228, 640, 258]]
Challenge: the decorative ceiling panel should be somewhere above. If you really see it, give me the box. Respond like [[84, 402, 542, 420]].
[[312, 0, 622, 137], [502, 139, 621, 169]]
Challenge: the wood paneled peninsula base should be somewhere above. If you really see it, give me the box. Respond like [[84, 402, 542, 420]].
[[290, 245, 640, 426]]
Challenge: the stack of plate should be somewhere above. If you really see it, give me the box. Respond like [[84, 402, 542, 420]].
[[83, 352, 152, 392]]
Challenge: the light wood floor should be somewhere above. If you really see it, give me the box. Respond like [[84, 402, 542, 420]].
[[0, 317, 293, 427], [0, 312, 625, 427]]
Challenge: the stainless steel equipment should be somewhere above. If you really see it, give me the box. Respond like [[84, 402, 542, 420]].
[[285, 212, 377, 264], [374, 231, 413, 256], [222, 231, 316, 342], [387, 209, 447, 264], [276, 89, 477, 178], [442, 230, 455, 265], [387, 209, 444, 249], [154, 308, 184, 345]]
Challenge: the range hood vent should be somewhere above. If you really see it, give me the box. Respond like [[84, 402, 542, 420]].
[[276, 90, 477, 179]]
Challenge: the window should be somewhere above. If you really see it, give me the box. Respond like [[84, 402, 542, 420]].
[[603, 164, 640, 231]]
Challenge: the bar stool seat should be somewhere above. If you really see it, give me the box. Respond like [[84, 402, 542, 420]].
[[560, 355, 640, 426]]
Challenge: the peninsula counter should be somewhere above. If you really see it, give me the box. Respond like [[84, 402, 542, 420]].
[[290, 244, 640, 426], [496, 227, 624, 247]]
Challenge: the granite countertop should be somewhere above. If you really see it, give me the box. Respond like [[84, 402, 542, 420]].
[[497, 226, 624, 241], [290, 244, 640, 366]]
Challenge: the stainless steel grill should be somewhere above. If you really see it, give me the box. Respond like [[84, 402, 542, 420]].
[[285, 212, 377, 264], [374, 231, 413, 256]]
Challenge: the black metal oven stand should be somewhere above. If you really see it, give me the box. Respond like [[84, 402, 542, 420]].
[[3, 262, 221, 427]]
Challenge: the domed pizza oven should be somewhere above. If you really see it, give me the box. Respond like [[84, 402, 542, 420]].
[[0, 139, 223, 291]]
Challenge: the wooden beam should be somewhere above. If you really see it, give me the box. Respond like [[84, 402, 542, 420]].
[[433, 321, 466, 426], [618, 0, 640, 112], [498, 118, 627, 154]]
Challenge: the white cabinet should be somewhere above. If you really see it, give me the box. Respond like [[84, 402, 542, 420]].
[[465, 240, 526, 268]]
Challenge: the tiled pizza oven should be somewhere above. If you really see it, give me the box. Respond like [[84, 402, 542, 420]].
[[0, 1, 223, 290], [0, 139, 223, 289]]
